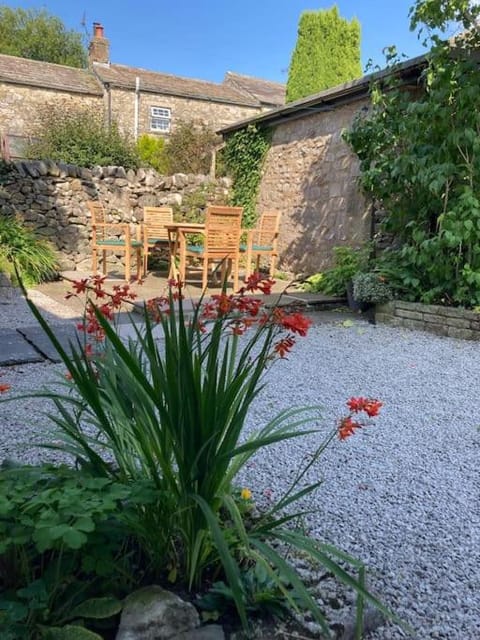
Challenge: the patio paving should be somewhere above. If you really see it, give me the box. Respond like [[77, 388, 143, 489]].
[[0, 269, 349, 366]]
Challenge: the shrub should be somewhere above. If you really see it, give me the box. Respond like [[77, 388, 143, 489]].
[[7, 273, 400, 636], [166, 120, 218, 174], [352, 271, 393, 304], [301, 245, 370, 295], [136, 134, 170, 173], [26, 105, 140, 169], [0, 463, 142, 638], [0, 214, 58, 285]]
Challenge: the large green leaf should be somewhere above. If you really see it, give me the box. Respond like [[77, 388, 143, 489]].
[[43, 624, 104, 640], [69, 597, 122, 620]]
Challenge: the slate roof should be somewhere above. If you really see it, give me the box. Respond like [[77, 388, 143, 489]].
[[224, 72, 285, 106], [93, 62, 260, 107], [0, 54, 102, 95], [219, 54, 427, 134]]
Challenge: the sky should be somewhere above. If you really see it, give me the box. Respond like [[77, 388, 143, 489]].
[[3, 1, 443, 83]]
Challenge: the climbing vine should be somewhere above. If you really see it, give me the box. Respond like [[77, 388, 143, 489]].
[[223, 124, 271, 227], [345, 0, 480, 307]]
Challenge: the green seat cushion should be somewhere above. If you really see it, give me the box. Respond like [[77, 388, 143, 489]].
[[146, 237, 169, 244], [239, 243, 273, 252], [97, 239, 142, 247], [186, 245, 204, 254]]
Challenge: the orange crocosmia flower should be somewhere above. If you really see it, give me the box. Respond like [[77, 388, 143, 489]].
[[280, 312, 312, 337], [64, 372, 73, 381], [338, 416, 362, 440], [72, 278, 89, 295], [364, 400, 383, 417], [347, 397, 383, 417], [0, 383, 11, 393], [274, 336, 296, 358]]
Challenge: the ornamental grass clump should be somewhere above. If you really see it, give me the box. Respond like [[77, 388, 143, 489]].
[[10, 273, 402, 636]]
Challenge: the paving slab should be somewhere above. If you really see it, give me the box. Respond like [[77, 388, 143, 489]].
[[17, 325, 82, 363], [0, 328, 44, 365]]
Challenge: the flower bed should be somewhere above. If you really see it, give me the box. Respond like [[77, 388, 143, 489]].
[[376, 300, 480, 340]]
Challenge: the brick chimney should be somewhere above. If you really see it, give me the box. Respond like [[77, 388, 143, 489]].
[[88, 22, 109, 66]]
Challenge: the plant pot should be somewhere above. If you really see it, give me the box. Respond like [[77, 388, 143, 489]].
[[346, 281, 371, 312]]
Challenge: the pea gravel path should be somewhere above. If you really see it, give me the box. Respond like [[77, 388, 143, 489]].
[[1, 292, 479, 639]]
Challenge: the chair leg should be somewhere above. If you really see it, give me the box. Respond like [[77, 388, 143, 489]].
[[232, 258, 239, 292], [102, 250, 107, 275], [202, 257, 209, 291], [125, 249, 131, 282], [269, 254, 277, 278], [143, 247, 149, 277], [256, 255, 260, 275], [136, 248, 142, 280], [92, 248, 98, 275]]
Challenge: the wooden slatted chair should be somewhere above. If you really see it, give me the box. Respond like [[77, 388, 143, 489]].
[[88, 200, 142, 281], [142, 206, 174, 275], [242, 211, 281, 278], [184, 206, 243, 290]]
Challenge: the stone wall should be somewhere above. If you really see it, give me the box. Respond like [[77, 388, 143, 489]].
[[0, 160, 230, 272], [110, 87, 262, 139], [256, 97, 371, 275], [0, 83, 102, 157], [376, 300, 480, 341]]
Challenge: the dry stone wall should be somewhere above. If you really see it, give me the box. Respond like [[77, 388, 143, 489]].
[[0, 160, 230, 272]]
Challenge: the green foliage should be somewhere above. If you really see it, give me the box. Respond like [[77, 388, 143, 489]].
[[301, 245, 370, 295], [352, 272, 393, 304], [198, 561, 301, 620], [286, 6, 362, 103], [27, 105, 140, 169], [223, 124, 271, 227], [0, 7, 87, 67], [0, 214, 58, 285], [0, 463, 138, 638], [166, 120, 218, 174], [9, 277, 401, 636], [345, 2, 480, 307], [136, 134, 169, 173]]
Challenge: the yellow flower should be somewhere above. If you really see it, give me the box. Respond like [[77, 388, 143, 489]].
[[240, 487, 252, 500]]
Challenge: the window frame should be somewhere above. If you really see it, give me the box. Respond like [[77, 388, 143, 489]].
[[150, 106, 171, 133]]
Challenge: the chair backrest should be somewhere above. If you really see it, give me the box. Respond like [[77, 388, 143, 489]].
[[204, 206, 243, 257], [88, 200, 106, 225], [143, 206, 173, 241], [256, 211, 281, 248]]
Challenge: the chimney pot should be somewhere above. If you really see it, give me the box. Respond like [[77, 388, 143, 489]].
[[89, 22, 109, 66]]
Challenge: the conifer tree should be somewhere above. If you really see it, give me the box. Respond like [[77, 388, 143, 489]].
[[286, 5, 362, 103]]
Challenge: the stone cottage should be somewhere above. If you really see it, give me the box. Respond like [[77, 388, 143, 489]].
[[219, 55, 426, 276], [0, 22, 285, 159]]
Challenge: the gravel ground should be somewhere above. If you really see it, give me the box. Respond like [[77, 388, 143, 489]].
[[1, 292, 479, 639]]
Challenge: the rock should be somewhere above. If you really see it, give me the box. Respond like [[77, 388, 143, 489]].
[[171, 624, 225, 640], [115, 586, 200, 640]]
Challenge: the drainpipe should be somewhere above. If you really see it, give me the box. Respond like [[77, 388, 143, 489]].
[[134, 76, 140, 140]]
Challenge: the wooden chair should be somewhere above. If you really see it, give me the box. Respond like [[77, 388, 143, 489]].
[[88, 200, 142, 281], [142, 206, 174, 275], [242, 211, 281, 278], [184, 206, 243, 290]]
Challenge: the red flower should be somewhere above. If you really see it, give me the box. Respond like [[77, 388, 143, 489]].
[[280, 312, 312, 337], [364, 400, 383, 417], [338, 416, 362, 440], [0, 383, 11, 393], [241, 272, 275, 295], [347, 396, 383, 417], [274, 336, 296, 358], [72, 278, 89, 294]]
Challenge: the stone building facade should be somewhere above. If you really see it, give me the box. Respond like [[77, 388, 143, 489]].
[[0, 23, 285, 159], [220, 56, 426, 275], [0, 160, 230, 271]]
